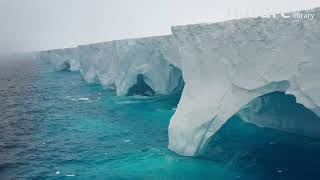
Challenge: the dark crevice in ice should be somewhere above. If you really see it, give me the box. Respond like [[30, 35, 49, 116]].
[[127, 74, 155, 96], [169, 65, 185, 96], [58, 61, 71, 71]]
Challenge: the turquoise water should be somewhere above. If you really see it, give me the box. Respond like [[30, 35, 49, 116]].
[[1, 59, 320, 179]]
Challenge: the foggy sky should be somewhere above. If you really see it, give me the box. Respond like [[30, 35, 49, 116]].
[[0, 0, 319, 54]]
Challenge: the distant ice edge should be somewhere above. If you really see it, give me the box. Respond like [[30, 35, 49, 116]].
[[37, 35, 184, 96], [36, 8, 320, 157]]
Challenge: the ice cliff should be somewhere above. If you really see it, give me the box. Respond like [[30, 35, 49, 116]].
[[37, 8, 320, 157], [38, 35, 184, 96], [169, 8, 320, 156]]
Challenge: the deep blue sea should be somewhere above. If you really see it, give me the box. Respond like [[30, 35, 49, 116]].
[[1, 58, 320, 180]]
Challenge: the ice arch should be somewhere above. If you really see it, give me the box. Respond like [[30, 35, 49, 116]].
[[169, 9, 320, 156], [238, 91, 320, 138]]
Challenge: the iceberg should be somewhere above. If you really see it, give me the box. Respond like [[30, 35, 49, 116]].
[[168, 8, 320, 156], [37, 8, 320, 157]]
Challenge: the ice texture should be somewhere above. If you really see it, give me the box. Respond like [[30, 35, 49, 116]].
[[168, 8, 320, 156], [37, 8, 320, 157], [77, 42, 116, 84]]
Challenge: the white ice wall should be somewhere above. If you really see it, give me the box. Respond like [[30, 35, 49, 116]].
[[112, 36, 183, 95], [39, 47, 80, 71], [168, 8, 320, 156], [38, 35, 183, 96]]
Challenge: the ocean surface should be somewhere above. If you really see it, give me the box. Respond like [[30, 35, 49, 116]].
[[1, 58, 320, 179]]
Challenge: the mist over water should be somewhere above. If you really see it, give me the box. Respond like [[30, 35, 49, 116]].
[[1, 58, 320, 179]]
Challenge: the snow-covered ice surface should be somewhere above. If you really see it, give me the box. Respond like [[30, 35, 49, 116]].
[[37, 8, 320, 157]]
